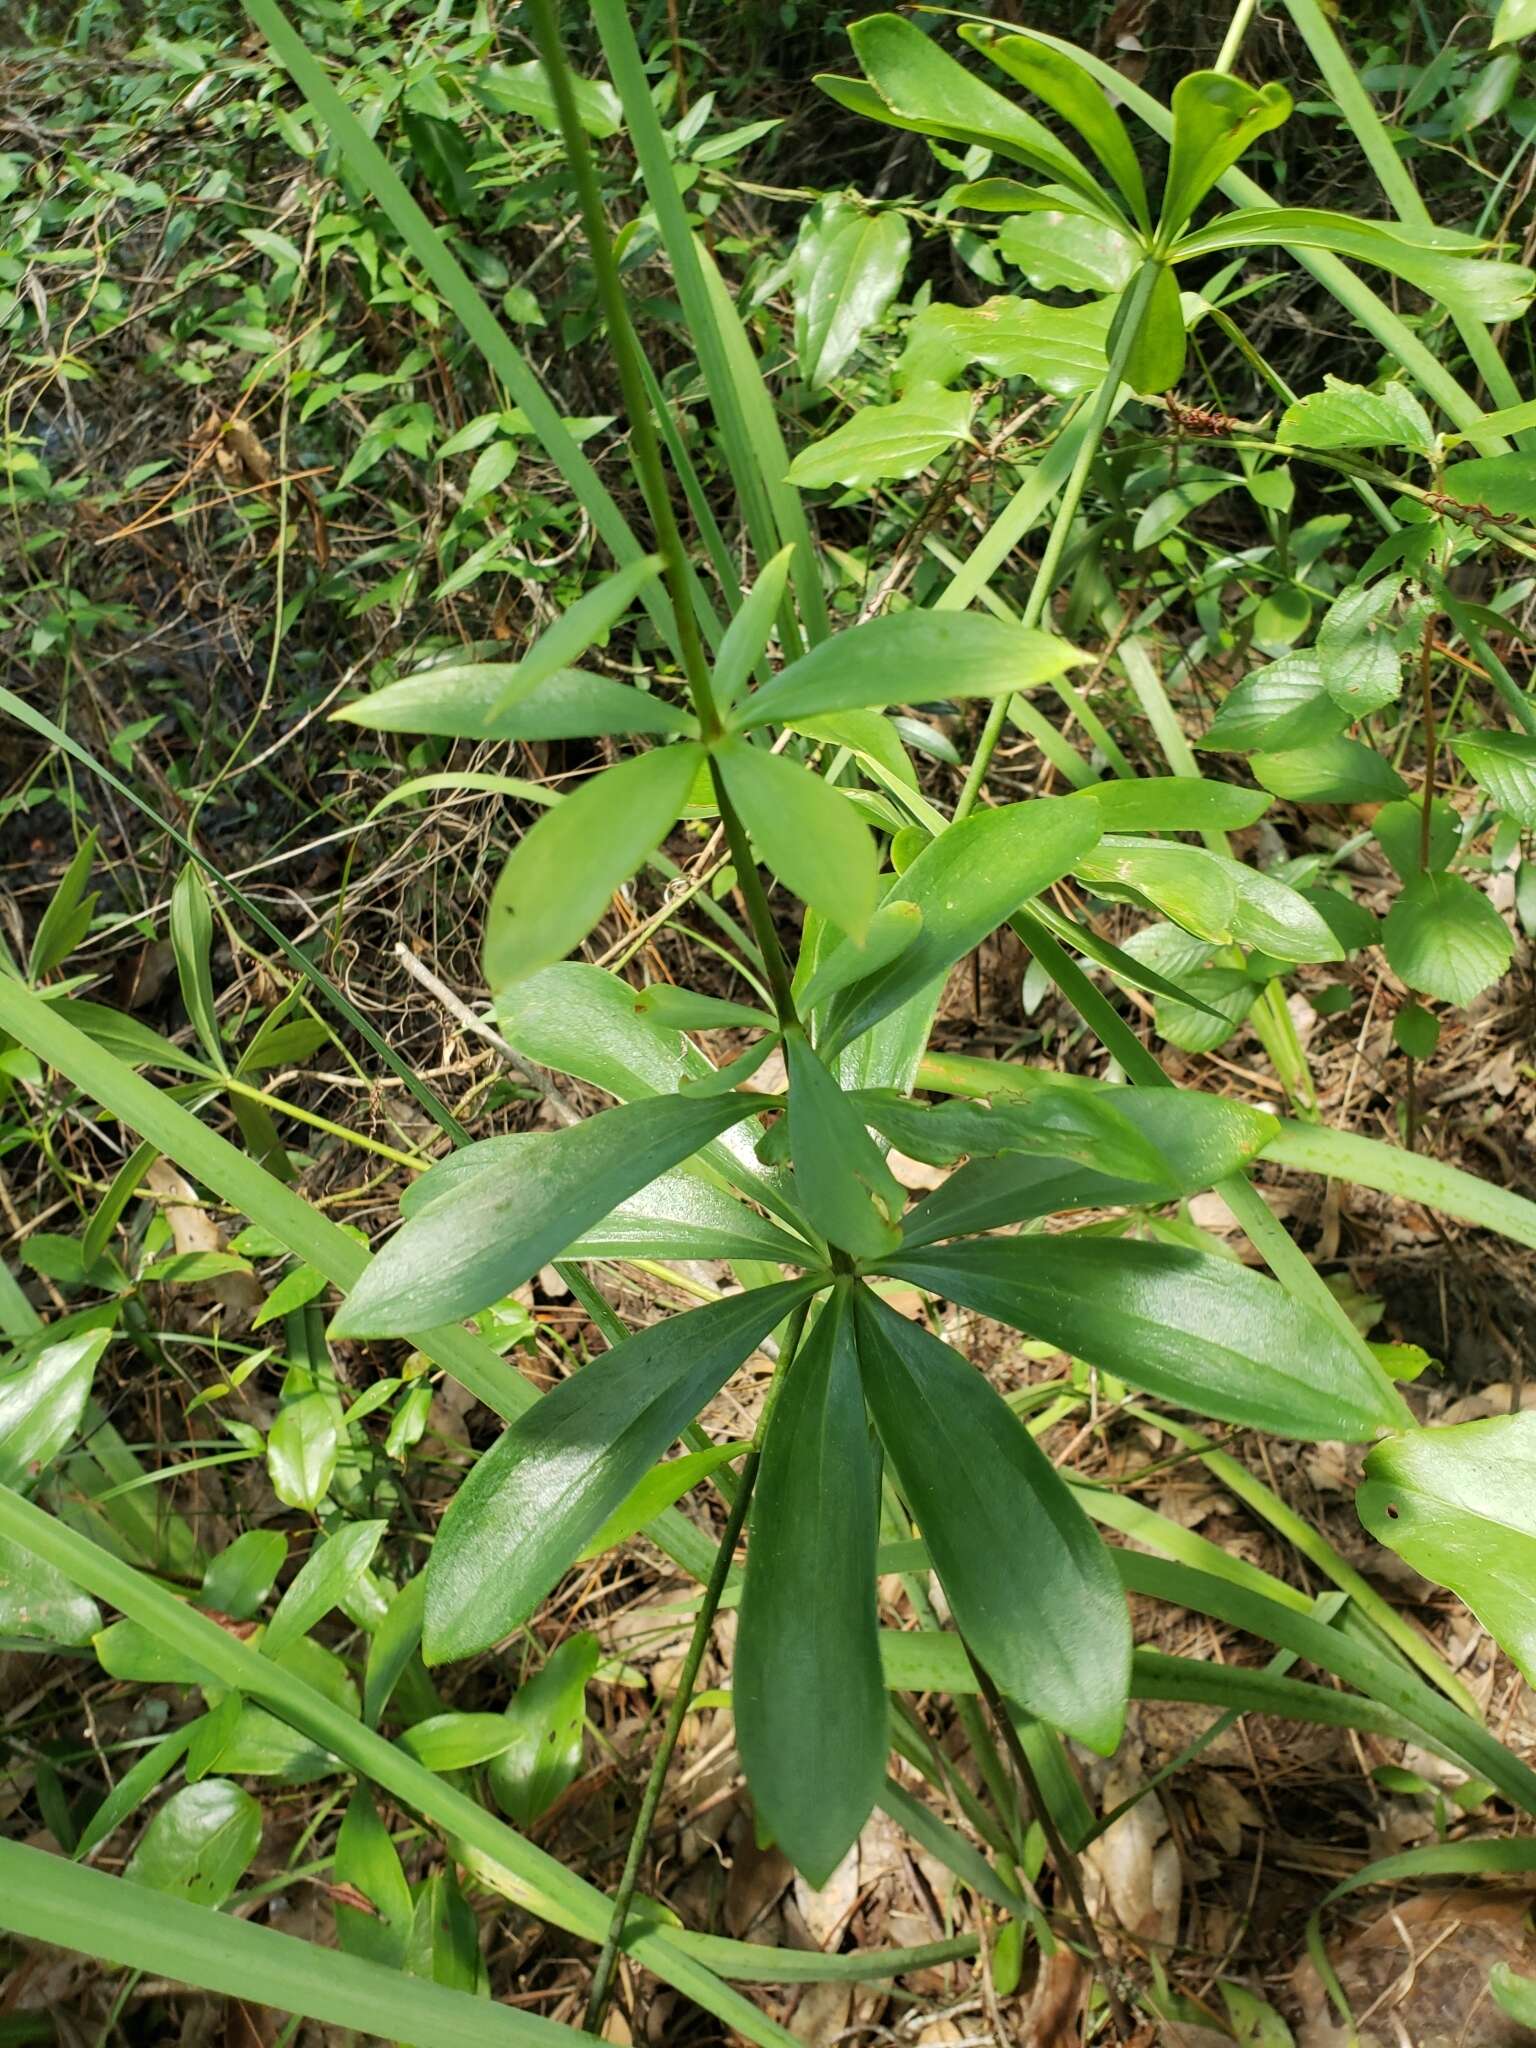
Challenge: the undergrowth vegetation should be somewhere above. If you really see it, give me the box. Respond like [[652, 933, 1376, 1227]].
[[7, 1, 1536, 2042]]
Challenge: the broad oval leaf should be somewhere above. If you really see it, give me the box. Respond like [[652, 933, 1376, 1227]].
[[1359, 1413, 1536, 1685], [998, 210, 1137, 293], [0, 1531, 100, 1645], [716, 739, 879, 940], [423, 1280, 816, 1663], [1277, 376, 1435, 458], [266, 1394, 339, 1513], [335, 1094, 760, 1338], [1451, 729, 1536, 828], [819, 797, 1101, 1054], [1383, 871, 1513, 1005], [853, 1286, 1130, 1752], [787, 386, 973, 491], [1251, 737, 1408, 805], [737, 1290, 885, 1885], [1442, 454, 1536, 519], [882, 1238, 1408, 1441], [735, 610, 1083, 731], [483, 741, 703, 989], [0, 1330, 109, 1488], [793, 198, 911, 389], [124, 1780, 262, 1906], [398, 1712, 522, 1771]]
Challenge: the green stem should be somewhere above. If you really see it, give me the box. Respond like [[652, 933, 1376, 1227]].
[[585, 1457, 761, 2031], [1213, 0, 1259, 72], [953, 258, 1160, 823]]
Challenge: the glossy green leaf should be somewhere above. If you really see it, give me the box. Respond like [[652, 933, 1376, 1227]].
[[1359, 1413, 1536, 1684], [124, 1780, 261, 1906], [266, 1394, 339, 1513], [0, 1330, 109, 1488], [264, 1520, 387, 1658], [737, 610, 1082, 732], [1080, 777, 1270, 833], [851, 1086, 1168, 1183], [1452, 729, 1536, 827], [1199, 652, 1352, 753], [0, 1530, 101, 1644], [170, 865, 223, 1071], [1119, 259, 1185, 396], [799, 901, 923, 1012], [438, 556, 662, 716], [201, 1531, 286, 1621], [333, 1783, 413, 1969], [997, 210, 1137, 293], [839, 13, 1110, 211], [717, 740, 879, 939], [738, 1291, 885, 1885], [334, 1092, 757, 1337], [792, 198, 911, 388], [896, 294, 1111, 397], [577, 1443, 744, 1560], [1160, 72, 1291, 236], [1276, 376, 1435, 457], [1317, 580, 1402, 715], [1154, 964, 1259, 1053], [336, 664, 695, 742], [483, 742, 703, 989], [399, 1712, 523, 1771], [819, 797, 1100, 1054], [1383, 871, 1513, 1005], [785, 1032, 903, 1259], [487, 1630, 599, 1827], [787, 385, 972, 491], [1251, 737, 1408, 804], [423, 1281, 815, 1663], [884, 1238, 1407, 1440], [968, 28, 1150, 228], [853, 1287, 1130, 1752]]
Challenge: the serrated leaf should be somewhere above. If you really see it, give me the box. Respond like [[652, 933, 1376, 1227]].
[[1452, 729, 1536, 827], [1384, 871, 1513, 1004], [1277, 377, 1434, 458], [1200, 652, 1352, 753]]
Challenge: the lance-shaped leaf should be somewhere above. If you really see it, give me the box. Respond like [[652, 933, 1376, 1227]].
[[793, 199, 911, 389], [1359, 1414, 1536, 1686], [853, 1287, 1130, 1752], [483, 741, 703, 989], [737, 1290, 885, 1885], [712, 546, 795, 715], [423, 1280, 816, 1663], [819, 797, 1101, 1054], [1159, 73, 1291, 236], [785, 1032, 904, 1260], [848, 1086, 1169, 1183], [488, 1631, 600, 1828], [882, 1238, 1408, 1440], [335, 665, 696, 742], [716, 740, 879, 940], [332, 1093, 759, 1337], [0, 1330, 110, 1488], [735, 611, 1083, 731], [965, 28, 1150, 230]]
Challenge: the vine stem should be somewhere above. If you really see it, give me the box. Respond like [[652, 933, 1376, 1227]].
[[525, 0, 801, 1030], [952, 258, 1161, 825], [584, 1300, 811, 2034], [967, 1654, 1135, 2042]]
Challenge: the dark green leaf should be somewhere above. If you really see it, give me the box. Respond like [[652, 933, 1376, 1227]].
[[28, 831, 98, 982], [266, 1394, 339, 1513], [967, 28, 1149, 227], [423, 1281, 815, 1663], [738, 1291, 885, 1885], [1276, 377, 1434, 457], [1251, 737, 1408, 804], [334, 1093, 758, 1337], [884, 1237, 1408, 1440], [854, 1286, 1130, 1752], [201, 1531, 286, 1622], [785, 1033, 903, 1260], [0, 1531, 101, 1644]]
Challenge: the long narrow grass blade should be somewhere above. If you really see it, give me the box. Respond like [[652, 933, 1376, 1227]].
[[238, 0, 680, 657], [0, 1838, 571, 2045]]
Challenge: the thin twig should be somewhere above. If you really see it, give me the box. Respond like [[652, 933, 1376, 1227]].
[[392, 940, 581, 1127]]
